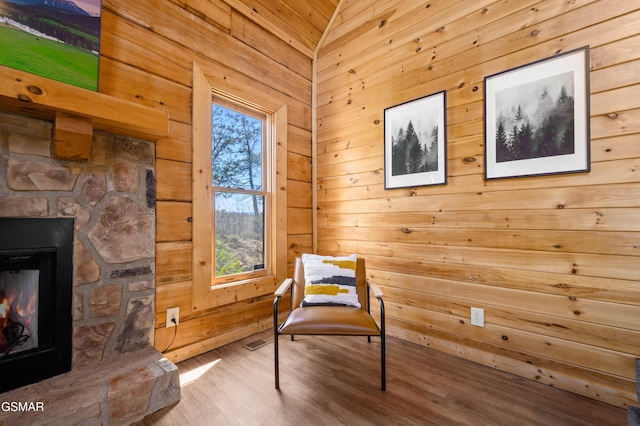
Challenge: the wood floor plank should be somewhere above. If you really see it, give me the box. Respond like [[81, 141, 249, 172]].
[[135, 330, 627, 425]]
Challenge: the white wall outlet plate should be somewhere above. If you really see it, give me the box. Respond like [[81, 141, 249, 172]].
[[166, 307, 180, 328], [470, 307, 484, 327]]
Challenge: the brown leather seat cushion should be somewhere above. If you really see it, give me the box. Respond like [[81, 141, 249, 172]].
[[279, 305, 380, 336]]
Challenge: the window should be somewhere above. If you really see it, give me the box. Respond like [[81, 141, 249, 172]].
[[212, 100, 268, 284], [192, 63, 287, 311]]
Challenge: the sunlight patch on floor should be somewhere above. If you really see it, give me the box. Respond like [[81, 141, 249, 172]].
[[179, 359, 221, 387]]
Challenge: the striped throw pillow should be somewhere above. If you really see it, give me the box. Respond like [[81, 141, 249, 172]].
[[301, 253, 360, 308]]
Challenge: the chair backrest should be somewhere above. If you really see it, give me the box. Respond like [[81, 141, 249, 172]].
[[291, 256, 368, 310]]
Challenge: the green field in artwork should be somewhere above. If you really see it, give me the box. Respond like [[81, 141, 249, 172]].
[[0, 25, 98, 91]]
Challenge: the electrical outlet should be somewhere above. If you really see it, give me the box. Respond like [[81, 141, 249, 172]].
[[470, 307, 484, 327], [166, 307, 179, 328]]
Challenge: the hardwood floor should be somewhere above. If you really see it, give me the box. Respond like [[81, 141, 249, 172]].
[[135, 330, 627, 425]]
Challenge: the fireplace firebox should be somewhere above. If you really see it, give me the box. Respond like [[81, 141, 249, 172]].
[[0, 218, 73, 393]]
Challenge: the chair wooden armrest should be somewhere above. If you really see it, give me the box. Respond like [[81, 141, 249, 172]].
[[275, 278, 293, 298], [274, 278, 293, 333], [367, 279, 383, 299]]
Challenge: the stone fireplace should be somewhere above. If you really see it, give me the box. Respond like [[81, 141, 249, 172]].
[[0, 111, 179, 424]]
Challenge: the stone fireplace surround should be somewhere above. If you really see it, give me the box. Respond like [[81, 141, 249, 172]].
[[0, 111, 180, 424]]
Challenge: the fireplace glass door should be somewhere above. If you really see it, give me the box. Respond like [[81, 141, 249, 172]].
[[0, 251, 53, 358], [0, 218, 72, 393]]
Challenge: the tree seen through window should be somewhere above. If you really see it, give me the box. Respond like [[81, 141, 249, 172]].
[[212, 103, 267, 278]]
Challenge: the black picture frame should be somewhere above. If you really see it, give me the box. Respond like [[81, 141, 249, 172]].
[[484, 46, 590, 180], [384, 91, 447, 189]]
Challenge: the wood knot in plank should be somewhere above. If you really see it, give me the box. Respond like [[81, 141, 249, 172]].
[[27, 85, 43, 95], [553, 283, 571, 289], [548, 323, 568, 329], [17, 94, 32, 102]]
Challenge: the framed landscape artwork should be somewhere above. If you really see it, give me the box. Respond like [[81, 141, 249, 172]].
[[0, 0, 102, 91], [384, 91, 447, 189], [484, 46, 590, 180]]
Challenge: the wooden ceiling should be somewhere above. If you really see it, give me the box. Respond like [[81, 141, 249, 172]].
[[230, 0, 340, 57]]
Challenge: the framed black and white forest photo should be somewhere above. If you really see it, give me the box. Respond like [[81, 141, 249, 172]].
[[484, 46, 590, 180], [384, 91, 447, 189]]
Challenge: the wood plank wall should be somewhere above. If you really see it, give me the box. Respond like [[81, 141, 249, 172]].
[[315, 0, 640, 408], [98, 0, 328, 362]]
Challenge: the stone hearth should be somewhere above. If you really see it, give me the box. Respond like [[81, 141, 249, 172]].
[[0, 111, 179, 424]]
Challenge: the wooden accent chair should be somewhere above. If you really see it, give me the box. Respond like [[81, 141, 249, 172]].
[[273, 256, 386, 390]]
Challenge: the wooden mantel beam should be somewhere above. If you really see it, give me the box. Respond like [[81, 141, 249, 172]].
[[0, 65, 168, 143]]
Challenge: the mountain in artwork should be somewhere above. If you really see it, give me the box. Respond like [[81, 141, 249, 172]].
[[5, 0, 90, 16]]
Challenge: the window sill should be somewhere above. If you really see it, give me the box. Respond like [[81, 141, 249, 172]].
[[193, 275, 277, 311]]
